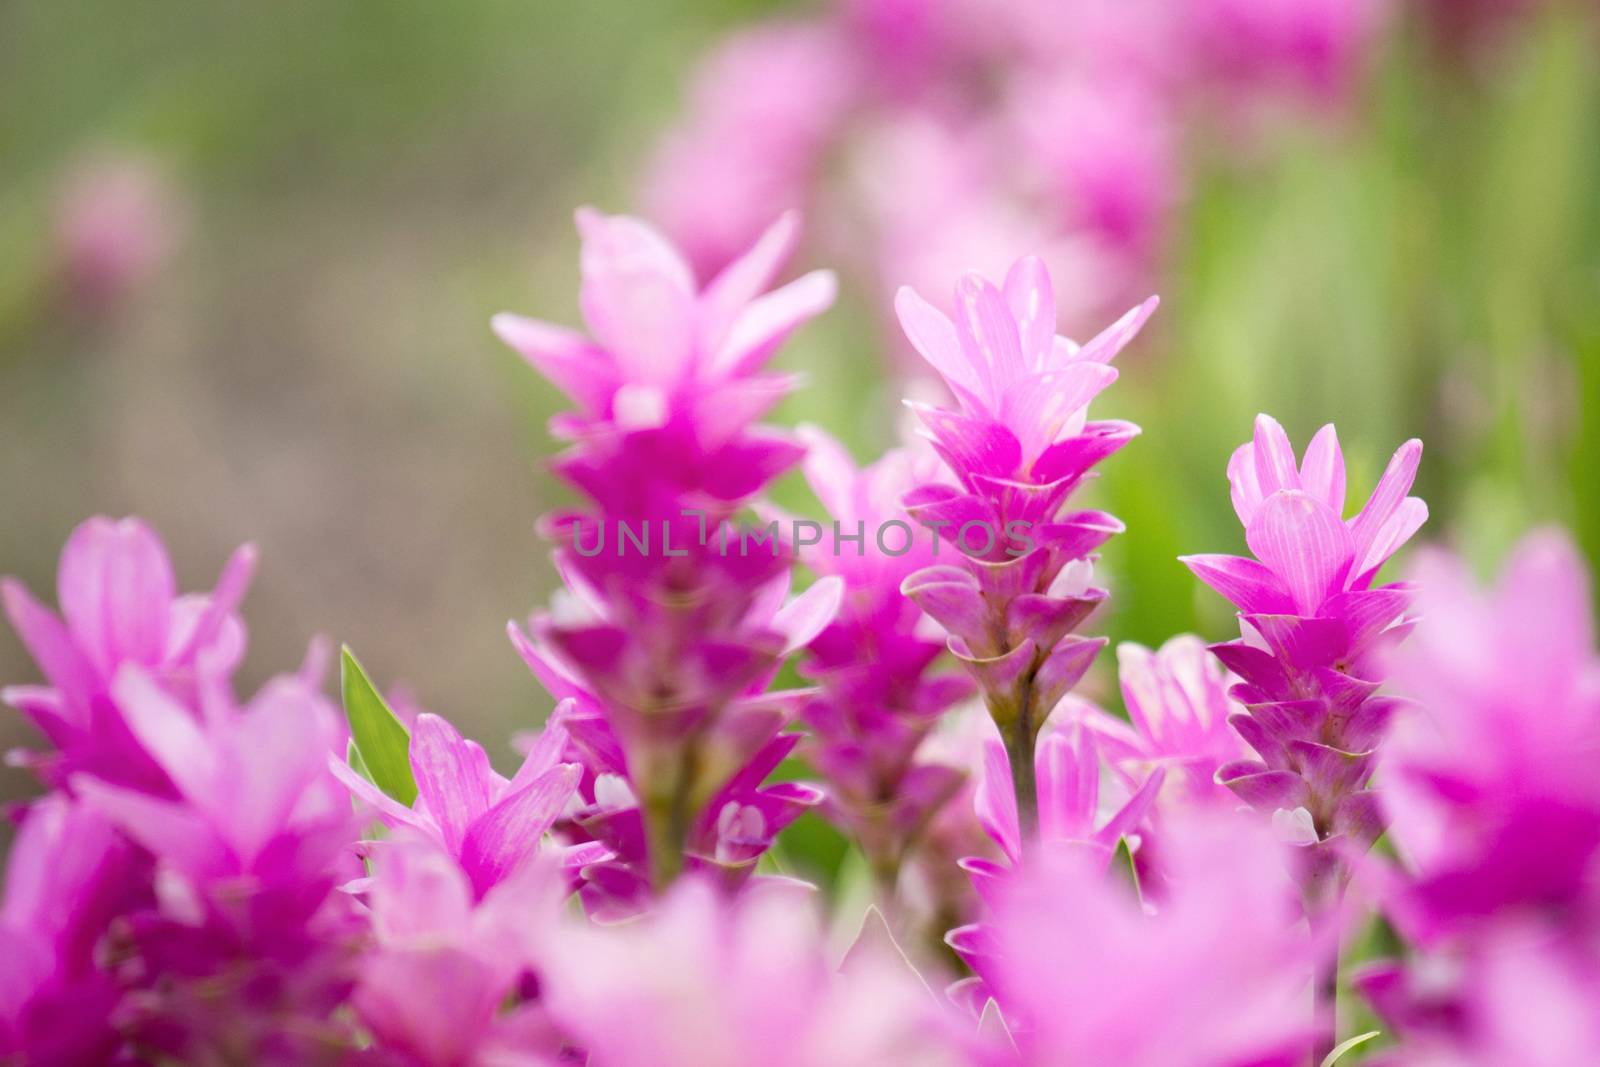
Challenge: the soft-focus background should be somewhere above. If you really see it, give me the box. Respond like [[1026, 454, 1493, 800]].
[[2, 0, 1597, 814]]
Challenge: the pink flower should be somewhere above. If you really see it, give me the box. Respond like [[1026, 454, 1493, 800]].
[[971, 810, 1310, 1066], [643, 25, 859, 278], [791, 427, 972, 891], [53, 153, 180, 310], [352, 837, 568, 1066], [1187, 0, 1389, 106], [2, 516, 255, 792], [330, 707, 587, 899], [1378, 531, 1600, 943], [1180, 415, 1426, 856], [0, 795, 132, 1065], [543, 877, 965, 1067], [1089, 636, 1251, 810], [897, 254, 1156, 848]]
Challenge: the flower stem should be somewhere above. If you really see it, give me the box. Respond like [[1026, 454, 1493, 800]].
[[1003, 672, 1039, 846]]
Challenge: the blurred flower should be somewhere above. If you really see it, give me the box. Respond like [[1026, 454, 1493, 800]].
[[0, 795, 133, 1065], [644, 26, 859, 278], [1089, 636, 1251, 810], [791, 426, 972, 899], [1357, 531, 1600, 1066], [330, 707, 586, 900], [1379, 530, 1600, 942], [352, 836, 569, 1066], [544, 877, 965, 1067], [969, 809, 1310, 1065], [2, 516, 255, 792], [53, 153, 180, 311]]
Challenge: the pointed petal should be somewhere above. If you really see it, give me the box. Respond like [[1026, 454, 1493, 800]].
[[1002, 255, 1056, 371], [1179, 554, 1295, 615], [574, 208, 696, 382], [954, 272, 1024, 394], [410, 713, 496, 855], [1298, 424, 1346, 516], [58, 517, 175, 676], [1350, 439, 1423, 562], [1244, 491, 1354, 615], [1074, 295, 1158, 365], [461, 763, 582, 895], [1250, 414, 1301, 497], [895, 286, 986, 402]]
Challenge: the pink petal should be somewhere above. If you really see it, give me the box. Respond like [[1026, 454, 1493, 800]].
[[491, 313, 614, 414], [1002, 255, 1057, 371], [58, 517, 175, 677], [461, 763, 582, 895], [771, 576, 843, 654], [1226, 442, 1265, 527], [699, 209, 800, 351], [1178, 554, 1294, 615], [1350, 438, 1422, 564], [327, 754, 429, 833], [1244, 491, 1355, 615], [895, 286, 987, 405], [1036, 728, 1097, 841], [1, 579, 96, 712], [975, 734, 1021, 863], [712, 270, 836, 379], [1250, 414, 1301, 498], [1073, 295, 1158, 365], [410, 713, 496, 855], [574, 208, 696, 383], [1297, 424, 1346, 516], [1353, 497, 1427, 586], [954, 272, 1024, 394], [111, 665, 216, 804]]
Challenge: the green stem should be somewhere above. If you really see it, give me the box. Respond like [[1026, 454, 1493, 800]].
[[1003, 671, 1040, 846]]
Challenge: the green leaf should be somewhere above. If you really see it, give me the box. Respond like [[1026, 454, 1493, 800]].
[[340, 646, 417, 806], [346, 738, 373, 784], [1320, 1031, 1381, 1067], [1112, 836, 1144, 906]]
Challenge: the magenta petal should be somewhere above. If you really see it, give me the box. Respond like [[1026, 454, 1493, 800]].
[[1321, 584, 1414, 654], [461, 763, 582, 896], [1002, 255, 1055, 368], [1352, 497, 1428, 586], [1220, 767, 1309, 812], [955, 272, 1025, 389], [714, 269, 837, 379], [1349, 438, 1423, 563], [1074, 295, 1158, 366], [1179, 554, 1294, 615], [950, 638, 1037, 697], [1249, 414, 1301, 497], [1288, 741, 1370, 799], [1032, 636, 1107, 711], [58, 517, 175, 676], [574, 208, 695, 382], [1035, 728, 1098, 840], [975, 737, 1020, 862], [895, 285, 987, 403], [1, 579, 96, 713], [903, 572, 987, 648], [410, 714, 496, 855], [1242, 615, 1347, 671], [74, 776, 223, 878], [699, 210, 800, 350], [909, 403, 1022, 481], [1031, 420, 1139, 485], [1005, 592, 1101, 651], [1297, 424, 1346, 516], [491, 313, 615, 415], [1244, 491, 1355, 615]]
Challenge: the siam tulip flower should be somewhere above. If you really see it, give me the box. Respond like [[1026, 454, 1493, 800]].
[[72, 665, 364, 1065], [2, 515, 255, 793], [1181, 413, 1425, 1062], [896, 253, 1157, 841], [643, 25, 859, 279], [497, 210, 838, 894], [968, 809, 1311, 1066], [1362, 532, 1600, 965], [542, 876, 967, 1067], [0, 795, 134, 1065], [790, 426, 973, 900], [1009, 73, 1179, 266], [329, 705, 589, 900], [351, 836, 570, 1066], [1186, 0, 1389, 108], [1087, 636, 1251, 811], [511, 646, 826, 919], [52, 153, 180, 311], [946, 713, 1163, 993], [1367, 629, 1600, 1067]]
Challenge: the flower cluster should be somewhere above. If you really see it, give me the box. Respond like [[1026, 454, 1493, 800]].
[[1, 214, 1593, 1067]]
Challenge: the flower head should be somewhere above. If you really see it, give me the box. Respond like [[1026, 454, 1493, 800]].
[[3, 516, 254, 792]]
